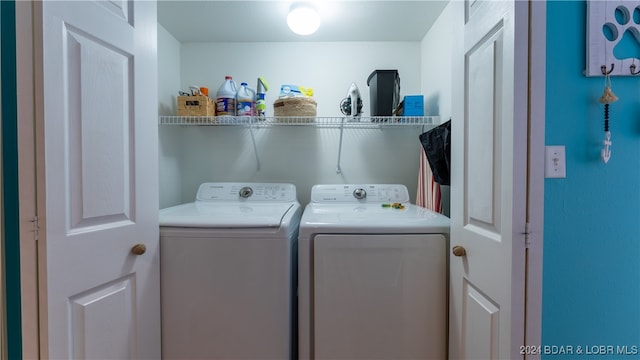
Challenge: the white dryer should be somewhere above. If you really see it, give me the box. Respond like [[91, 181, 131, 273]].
[[160, 182, 301, 360], [298, 184, 450, 360]]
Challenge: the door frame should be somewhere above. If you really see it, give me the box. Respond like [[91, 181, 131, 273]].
[[525, 1, 545, 355], [11, 1, 547, 358], [13, 1, 42, 359]]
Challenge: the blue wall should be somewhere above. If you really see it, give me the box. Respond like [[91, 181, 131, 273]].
[[543, 1, 640, 358], [1, 1, 23, 359]]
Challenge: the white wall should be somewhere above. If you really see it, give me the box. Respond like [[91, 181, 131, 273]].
[[180, 42, 421, 118], [160, 41, 429, 206], [158, 24, 183, 208], [419, 2, 456, 215], [421, 4, 454, 120], [173, 126, 424, 206]]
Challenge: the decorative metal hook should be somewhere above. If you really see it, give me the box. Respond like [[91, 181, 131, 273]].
[[631, 63, 640, 75], [601, 63, 615, 75]]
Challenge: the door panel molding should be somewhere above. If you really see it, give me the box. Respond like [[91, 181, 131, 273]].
[[62, 24, 135, 232], [69, 275, 135, 359], [462, 280, 500, 359]]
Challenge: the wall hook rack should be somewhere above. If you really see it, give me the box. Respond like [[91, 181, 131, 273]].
[[601, 64, 615, 75], [586, 1, 640, 77], [630, 63, 640, 75]]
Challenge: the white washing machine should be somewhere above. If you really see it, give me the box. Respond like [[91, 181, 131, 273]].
[[159, 182, 301, 360], [298, 184, 450, 360]]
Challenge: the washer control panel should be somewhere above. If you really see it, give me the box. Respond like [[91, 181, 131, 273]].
[[310, 184, 410, 203], [196, 183, 297, 202]]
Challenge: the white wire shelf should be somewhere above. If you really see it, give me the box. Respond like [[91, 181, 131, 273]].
[[159, 115, 441, 128]]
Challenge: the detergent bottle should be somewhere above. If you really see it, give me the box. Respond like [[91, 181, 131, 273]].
[[216, 75, 237, 116], [235, 82, 256, 117]]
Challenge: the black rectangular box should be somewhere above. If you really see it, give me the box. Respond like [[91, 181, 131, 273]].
[[367, 70, 400, 116]]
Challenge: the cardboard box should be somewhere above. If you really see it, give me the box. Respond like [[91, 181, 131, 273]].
[[177, 96, 215, 116], [403, 95, 424, 116]]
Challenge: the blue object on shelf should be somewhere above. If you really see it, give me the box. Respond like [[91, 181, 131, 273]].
[[403, 95, 424, 116]]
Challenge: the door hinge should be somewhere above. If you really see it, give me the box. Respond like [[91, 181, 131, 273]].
[[523, 222, 531, 248], [30, 216, 40, 241]]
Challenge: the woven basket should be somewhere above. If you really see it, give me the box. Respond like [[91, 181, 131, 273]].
[[273, 97, 317, 121], [177, 96, 215, 117]]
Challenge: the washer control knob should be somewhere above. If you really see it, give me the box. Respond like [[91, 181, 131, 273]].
[[239, 186, 253, 198], [353, 188, 367, 200]]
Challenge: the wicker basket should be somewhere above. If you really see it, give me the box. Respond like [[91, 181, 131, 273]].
[[177, 96, 215, 117], [273, 97, 317, 122]]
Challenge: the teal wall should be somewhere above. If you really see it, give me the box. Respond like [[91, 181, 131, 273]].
[[543, 1, 640, 358], [0, 1, 22, 359]]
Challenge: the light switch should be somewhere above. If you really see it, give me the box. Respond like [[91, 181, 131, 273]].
[[545, 145, 566, 178]]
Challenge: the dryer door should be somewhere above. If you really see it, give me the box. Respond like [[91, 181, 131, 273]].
[[312, 234, 447, 360]]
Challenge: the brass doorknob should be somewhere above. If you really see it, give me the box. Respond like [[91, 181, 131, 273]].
[[131, 244, 146, 255], [452, 245, 467, 257]]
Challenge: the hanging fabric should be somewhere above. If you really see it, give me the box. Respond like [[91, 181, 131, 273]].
[[417, 150, 442, 212], [419, 120, 451, 185], [417, 119, 451, 212]]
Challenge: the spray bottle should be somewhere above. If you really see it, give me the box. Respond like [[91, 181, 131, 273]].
[[256, 77, 269, 119]]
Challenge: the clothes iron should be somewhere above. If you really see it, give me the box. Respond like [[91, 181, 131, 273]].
[[340, 82, 363, 121]]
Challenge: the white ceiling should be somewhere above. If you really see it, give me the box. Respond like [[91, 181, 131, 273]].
[[158, 1, 449, 43]]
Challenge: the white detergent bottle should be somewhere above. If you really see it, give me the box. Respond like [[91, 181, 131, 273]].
[[216, 75, 237, 116], [236, 82, 256, 117]]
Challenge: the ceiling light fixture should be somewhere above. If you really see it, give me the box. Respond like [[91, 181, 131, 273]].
[[287, 2, 320, 36]]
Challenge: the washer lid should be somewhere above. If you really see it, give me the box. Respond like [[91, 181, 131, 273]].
[[159, 202, 297, 228], [301, 203, 450, 232]]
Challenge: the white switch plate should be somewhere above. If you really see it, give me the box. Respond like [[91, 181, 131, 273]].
[[545, 145, 566, 178]]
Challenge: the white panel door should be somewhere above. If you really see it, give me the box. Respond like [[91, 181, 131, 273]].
[[313, 233, 447, 360], [38, 1, 159, 359], [450, 1, 528, 359]]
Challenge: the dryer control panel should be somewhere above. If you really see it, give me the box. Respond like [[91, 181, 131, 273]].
[[196, 182, 297, 202], [310, 184, 410, 203]]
